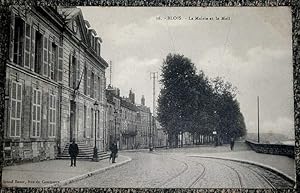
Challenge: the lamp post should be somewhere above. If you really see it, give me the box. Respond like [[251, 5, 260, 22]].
[[93, 101, 99, 162]]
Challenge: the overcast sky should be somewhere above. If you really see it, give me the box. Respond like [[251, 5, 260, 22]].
[[80, 7, 294, 138]]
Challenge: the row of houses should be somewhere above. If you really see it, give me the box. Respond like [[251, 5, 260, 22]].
[[3, 5, 167, 165]]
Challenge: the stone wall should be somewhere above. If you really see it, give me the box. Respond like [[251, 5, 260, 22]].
[[246, 140, 294, 158]]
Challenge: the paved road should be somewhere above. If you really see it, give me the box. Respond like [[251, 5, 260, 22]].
[[66, 151, 293, 188]]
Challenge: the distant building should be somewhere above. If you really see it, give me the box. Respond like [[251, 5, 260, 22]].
[[120, 91, 139, 150], [106, 86, 121, 148], [136, 98, 151, 149], [153, 117, 167, 148]]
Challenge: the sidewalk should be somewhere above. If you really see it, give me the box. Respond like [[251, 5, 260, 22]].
[[2, 155, 131, 187], [189, 150, 295, 181]]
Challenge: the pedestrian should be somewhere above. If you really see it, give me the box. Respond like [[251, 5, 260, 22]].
[[69, 139, 79, 167], [230, 137, 235, 151], [109, 141, 118, 163]]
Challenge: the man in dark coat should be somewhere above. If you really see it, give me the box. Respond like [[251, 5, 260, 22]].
[[109, 142, 118, 163], [230, 137, 235, 151], [69, 139, 79, 167]]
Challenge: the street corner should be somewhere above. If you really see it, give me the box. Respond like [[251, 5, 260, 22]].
[[49, 155, 132, 187]]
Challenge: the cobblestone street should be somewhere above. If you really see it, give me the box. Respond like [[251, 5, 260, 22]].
[[66, 147, 294, 188]]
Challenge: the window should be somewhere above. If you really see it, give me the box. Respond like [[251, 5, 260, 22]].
[[32, 88, 42, 137], [34, 31, 43, 74], [90, 72, 94, 98], [13, 17, 24, 66], [69, 54, 77, 88], [43, 36, 48, 76], [50, 43, 57, 81], [24, 23, 31, 68], [98, 76, 101, 101], [58, 46, 63, 82], [10, 81, 22, 137], [49, 94, 56, 137]]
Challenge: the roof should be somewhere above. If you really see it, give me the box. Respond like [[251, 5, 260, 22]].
[[137, 105, 151, 113], [121, 99, 138, 112], [57, 7, 81, 21]]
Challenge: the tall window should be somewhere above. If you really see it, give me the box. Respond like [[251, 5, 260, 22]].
[[43, 36, 48, 76], [10, 81, 22, 137], [34, 31, 43, 74], [90, 72, 94, 98], [69, 55, 77, 88], [13, 17, 24, 66], [50, 43, 57, 81], [24, 23, 31, 68], [32, 88, 42, 137], [58, 46, 63, 82], [97, 76, 101, 101], [49, 94, 56, 137]]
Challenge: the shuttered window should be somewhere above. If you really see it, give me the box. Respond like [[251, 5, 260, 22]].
[[43, 36, 48, 76], [13, 17, 24, 66], [32, 88, 42, 137], [24, 22, 31, 68], [9, 12, 15, 62], [48, 38, 52, 79], [10, 81, 22, 137], [84, 64, 87, 95], [30, 26, 36, 71], [50, 42, 57, 81], [34, 31, 43, 74], [49, 94, 56, 137], [58, 46, 63, 82]]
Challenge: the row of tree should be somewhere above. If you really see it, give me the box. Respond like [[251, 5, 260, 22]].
[[157, 54, 246, 147]]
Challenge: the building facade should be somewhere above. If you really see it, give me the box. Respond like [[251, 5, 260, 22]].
[[136, 96, 152, 149], [3, 6, 108, 165], [119, 90, 139, 150]]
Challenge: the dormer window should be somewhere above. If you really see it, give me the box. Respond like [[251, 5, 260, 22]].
[[72, 20, 78, 34]]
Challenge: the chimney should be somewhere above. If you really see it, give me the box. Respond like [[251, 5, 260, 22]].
[[129, 89, 135, 104], [141, 95, 145, 106]]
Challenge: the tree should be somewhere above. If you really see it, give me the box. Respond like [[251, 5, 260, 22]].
[[157, 54, 197, 147], [211, 77, 246, 143], [158, 53, 247, 147]]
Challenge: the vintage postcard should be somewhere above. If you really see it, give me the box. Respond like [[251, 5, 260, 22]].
[[1, 5, 295, 189]]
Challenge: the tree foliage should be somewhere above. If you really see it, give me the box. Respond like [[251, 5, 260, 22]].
[[157, 54, 246, 146]]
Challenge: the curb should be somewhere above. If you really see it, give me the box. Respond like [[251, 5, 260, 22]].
[[47, 156, 132, 187], [189, 155, 295, 184]]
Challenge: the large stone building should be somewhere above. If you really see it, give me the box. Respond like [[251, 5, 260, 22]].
[[3, 6, 108, 165]]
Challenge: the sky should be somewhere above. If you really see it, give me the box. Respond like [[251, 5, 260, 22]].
[[80, 7, 294, 139]]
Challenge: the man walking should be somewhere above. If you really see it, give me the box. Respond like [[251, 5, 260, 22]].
[[69, 139, 79, 167], [109, 142, 118, 163], [230, 137, 235, 151]]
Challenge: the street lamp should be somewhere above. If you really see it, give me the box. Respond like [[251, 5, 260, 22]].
[[93, 101, 99, 162]]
